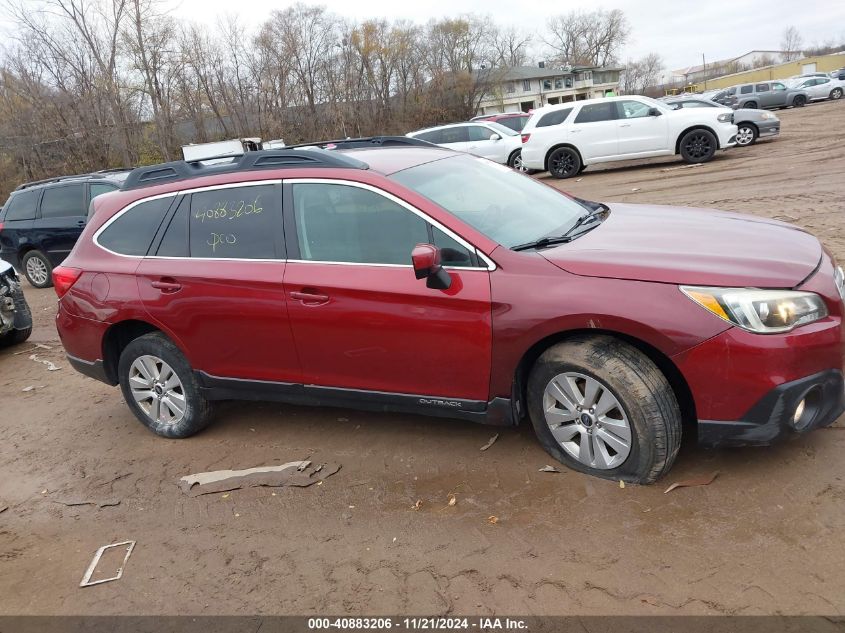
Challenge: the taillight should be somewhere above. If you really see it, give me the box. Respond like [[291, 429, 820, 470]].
[[521, 134, 531, 144], [52, 266, 82, 298], [0, 221, 4, 233]]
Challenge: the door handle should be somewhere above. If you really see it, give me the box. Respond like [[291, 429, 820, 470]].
[[291, 290, 330, 304], [151, 278, 182, 293], [619, 123, 631, 127]]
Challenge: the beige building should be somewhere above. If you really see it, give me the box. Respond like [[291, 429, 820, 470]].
[[476, 65, 622, 116]]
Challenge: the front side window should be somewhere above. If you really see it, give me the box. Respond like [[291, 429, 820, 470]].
[[617, 100, 653, 119], [468, 125, 499, 142], [391, 154, 590, 249], [98, 197, 172, 256], [574, 102, 617, 124], [3, 189, 40, 221], [292, 183, 430, 265], [536, 108, 572, 127], [189, 185, 278, 259], [40, 184, 86, 219], [772, 82, 786, 91]]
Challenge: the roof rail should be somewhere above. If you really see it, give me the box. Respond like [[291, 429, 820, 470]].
[[286, 136, 437, 150], [14, 172, 114, 191], [121, 149, 369, 190]]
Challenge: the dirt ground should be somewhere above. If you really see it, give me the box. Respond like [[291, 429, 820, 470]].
[[1, 100, 844, 617]]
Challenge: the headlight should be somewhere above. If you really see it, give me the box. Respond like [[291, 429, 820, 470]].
[[760, 112, 776, 120], [717, 113, 733, 122], [834, 265, 845, 302], [680, 286, 828, 333]]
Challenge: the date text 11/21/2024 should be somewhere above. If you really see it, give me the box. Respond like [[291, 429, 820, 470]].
[[193, 195, 263, 253], [307, 617, 529, 630]]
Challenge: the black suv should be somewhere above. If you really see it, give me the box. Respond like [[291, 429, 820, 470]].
[[0, 171, 126, 287]]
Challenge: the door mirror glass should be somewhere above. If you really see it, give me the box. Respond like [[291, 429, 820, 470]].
[[648, 107, 662, 116], [411, 243, 451, 289]]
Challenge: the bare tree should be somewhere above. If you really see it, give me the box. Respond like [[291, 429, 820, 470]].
[[620, 53, 664, 95], [491, 26, 533, 67], [781, 26, 803, 62], [545, 9, 629, 67]]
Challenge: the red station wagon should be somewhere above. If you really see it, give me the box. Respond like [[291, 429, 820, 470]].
[[54, 138, 845, 483]]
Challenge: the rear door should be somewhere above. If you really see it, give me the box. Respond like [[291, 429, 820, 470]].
[[33, 183, 87, 265], [134, 182, 300, 383], [615, 100, 669, 154], [282, 179, 492, 402], [570, 102, 619, 160]]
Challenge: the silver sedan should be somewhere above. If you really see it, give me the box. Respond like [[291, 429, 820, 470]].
[[665, 98, 779, 147]]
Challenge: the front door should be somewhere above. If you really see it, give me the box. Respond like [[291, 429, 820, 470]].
[[136, 182, 300, 384], [465, 125, 506, 162], [283, 180, 492, 402], [615, 100, 669, 154]]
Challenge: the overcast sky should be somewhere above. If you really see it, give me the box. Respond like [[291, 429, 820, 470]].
[[165, 0, 845, 71]]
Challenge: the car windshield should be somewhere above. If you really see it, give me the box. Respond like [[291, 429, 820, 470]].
[[484, 121, 519, 137], [390, 154, 591, 248]]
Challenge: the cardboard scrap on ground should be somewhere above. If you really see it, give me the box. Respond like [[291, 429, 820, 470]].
[[664, 471, 719, 494], [28, 354, 60, 371], [538, 465, 560, 473], [178, 461, 340, 496]]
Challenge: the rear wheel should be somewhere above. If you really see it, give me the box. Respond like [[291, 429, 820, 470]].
[[830, 88, 843, 100], [793, 95, 807, 107], [679, 129, 717, 163], [118, 332, 213, 438], [547, 147, 581, 179], [508, 149, 535, 174], [744, 101, 758, 109], [527, 335, 682, 484], [22, 251, 52, 288], [735, 123, 758, 147]]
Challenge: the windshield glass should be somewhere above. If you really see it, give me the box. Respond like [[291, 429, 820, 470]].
[[484, 121, 519, 137], [390, 154, 591, 248]]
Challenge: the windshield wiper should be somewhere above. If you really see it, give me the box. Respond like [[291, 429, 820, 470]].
[[511, 204, 609, 252]]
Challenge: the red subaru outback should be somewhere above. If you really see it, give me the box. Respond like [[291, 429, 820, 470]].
[[54, 138, 845, 483]]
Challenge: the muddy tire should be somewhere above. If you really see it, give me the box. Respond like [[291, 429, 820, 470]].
[[118, 332, 213, 438], [527, 335, 681, 484], [0, 326, 32, 348]]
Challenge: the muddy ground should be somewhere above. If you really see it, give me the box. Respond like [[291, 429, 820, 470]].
[[1, 100, 844, 616]]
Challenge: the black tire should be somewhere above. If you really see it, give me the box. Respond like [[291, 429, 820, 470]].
[[0, 326, 32, 348], [507, 149, 536, 174], [679, 128, 717, 164], [21, 251, 53, 288], [526, 335, 681, 484], [793, 95, 806, 108], [744, 101, 758, 109], [830, 88, 843, 100], [547, 146, 581, 179], [118, 332, 213, 438], [735, 123, 758, 147]]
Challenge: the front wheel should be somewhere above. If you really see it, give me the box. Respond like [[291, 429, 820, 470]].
[[118, 332, 214, 438], [679, 129, 717, 163], [735, 123, 758, 147], [547, 147, 581, 179], [527, 335, 682, 484], [21, 251, 53, 288]]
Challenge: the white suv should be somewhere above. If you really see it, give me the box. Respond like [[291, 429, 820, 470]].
[[521, 96, 738, 179], [407, 121, 526, 170]]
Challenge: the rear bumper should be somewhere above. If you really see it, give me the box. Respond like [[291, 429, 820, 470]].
[[699, 369, 845, 446], [67, 354, 112, 385]]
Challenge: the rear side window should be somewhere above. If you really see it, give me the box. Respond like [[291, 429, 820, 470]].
[[536, 108, 572, 127], [98, 197, 172, 256], [496, 116, 527, 131], [3, 189, 39, 221], [439, 127, 469, 144], [574, 102, 617, 124], [189, 185, 278, 259], [740, 85, 753, 94], [415, 130, 442, 144], [40, 184, 85, 218], [755, 84, 770, 92]]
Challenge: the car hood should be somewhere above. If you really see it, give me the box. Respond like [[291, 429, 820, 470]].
[[0, 259, 12, 275], [539, 203, 821, 288]]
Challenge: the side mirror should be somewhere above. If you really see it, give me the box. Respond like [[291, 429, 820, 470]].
[[489, 133, 501, 141], [648, 107, 662, 116], [411, 243, 451, 290]]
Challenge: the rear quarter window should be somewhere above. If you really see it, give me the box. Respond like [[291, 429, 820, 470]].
[[97, 197, 173, 256], [536, 108, 573, 127], [3, 189, 40, 221]]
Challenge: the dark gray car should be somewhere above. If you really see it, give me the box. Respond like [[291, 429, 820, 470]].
[[666, 98, 780, 147], [720, 81, 809, 110]]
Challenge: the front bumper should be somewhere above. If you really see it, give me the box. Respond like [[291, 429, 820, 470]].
[[699, 369, 845, 446]]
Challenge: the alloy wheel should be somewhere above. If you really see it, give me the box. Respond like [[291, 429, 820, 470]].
[[736, 126, 755, 146], [129, 354, 186, 425], [550, 151, 576, 177], [25, 256, 49, 286], [512, 153, 527, 172], [683, 133, 712, 160], [542, 372, 632, 470]]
